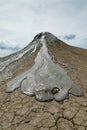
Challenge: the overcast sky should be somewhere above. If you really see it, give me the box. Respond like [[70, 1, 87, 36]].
[[0, 0, 87, 57]]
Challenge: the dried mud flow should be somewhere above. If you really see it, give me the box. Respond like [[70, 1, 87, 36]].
[[0, 33, 87, 130]]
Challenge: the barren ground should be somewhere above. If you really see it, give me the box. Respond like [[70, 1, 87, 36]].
[[0, 42, 87, 130]]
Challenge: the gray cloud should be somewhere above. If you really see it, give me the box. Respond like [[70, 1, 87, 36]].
[[80, 38, 87, 48], [0, 41, 20, 51], [0, 0, 87, 57], [63, 34, 76, 41]]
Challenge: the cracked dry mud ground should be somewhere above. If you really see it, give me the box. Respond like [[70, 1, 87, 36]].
[[0, 66, 87, 130], [0, 46, 87, 130]]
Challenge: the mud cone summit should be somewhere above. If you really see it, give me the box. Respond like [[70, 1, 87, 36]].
[[0, 32, 83, 102], [0, 32, 87, 130]]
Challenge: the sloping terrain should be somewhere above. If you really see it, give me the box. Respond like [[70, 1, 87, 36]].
[[0, 32, 87, 130]]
